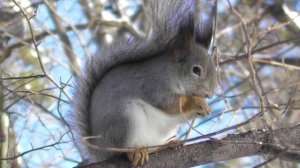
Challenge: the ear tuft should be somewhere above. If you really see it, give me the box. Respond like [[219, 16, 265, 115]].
[[194, 0, 216, 49]]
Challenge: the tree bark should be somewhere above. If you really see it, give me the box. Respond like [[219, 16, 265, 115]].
[[79, 124, 300, 168]]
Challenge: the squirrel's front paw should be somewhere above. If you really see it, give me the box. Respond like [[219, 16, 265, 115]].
[[196, 98, 211, 117], [181, 96, 211, 117], [127, 148, 149, 167]]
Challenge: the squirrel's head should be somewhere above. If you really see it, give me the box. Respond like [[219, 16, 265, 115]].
[[169, 4, 217, 99], [172, 44, 216, 99]]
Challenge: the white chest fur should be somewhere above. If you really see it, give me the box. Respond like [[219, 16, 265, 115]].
[[125, 99, 187, 149]]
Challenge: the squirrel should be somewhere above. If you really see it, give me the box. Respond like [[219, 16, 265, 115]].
[[71, 0, 217, 166]]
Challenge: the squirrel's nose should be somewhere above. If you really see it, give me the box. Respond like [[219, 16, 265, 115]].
[[205, 92, 213, 99]]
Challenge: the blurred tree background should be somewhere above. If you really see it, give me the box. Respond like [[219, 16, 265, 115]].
[[0, 0, 300, 167]]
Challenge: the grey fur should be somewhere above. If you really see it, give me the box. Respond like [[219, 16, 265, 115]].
[[71, 0, 216, 164]]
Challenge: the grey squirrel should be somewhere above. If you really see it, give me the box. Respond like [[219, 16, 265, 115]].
[[72, 0, 217, 166]]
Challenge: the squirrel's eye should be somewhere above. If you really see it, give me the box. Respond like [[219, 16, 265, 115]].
[[192, 66, 202, 76]]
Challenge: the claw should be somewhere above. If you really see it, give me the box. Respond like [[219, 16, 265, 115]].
[[127, 148, 149, 167], [197, 104, 211, 116]]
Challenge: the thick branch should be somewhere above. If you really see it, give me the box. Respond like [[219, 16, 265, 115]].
[[81, 124, 300, 168]]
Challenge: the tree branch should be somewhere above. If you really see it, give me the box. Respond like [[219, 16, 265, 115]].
[[80, 124, 300, 168], [45, 0, 80, 76]]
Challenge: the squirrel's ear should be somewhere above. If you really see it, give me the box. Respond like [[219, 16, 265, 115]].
[[194, 0, 216, 49], [171, 24, 195, 55], [171, 1, 216, 55], [172, 27, 194, 63]]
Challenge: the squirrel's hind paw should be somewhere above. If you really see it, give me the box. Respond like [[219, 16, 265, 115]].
[[166, 140, 184, 150], [127, 148, 149, 167]]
